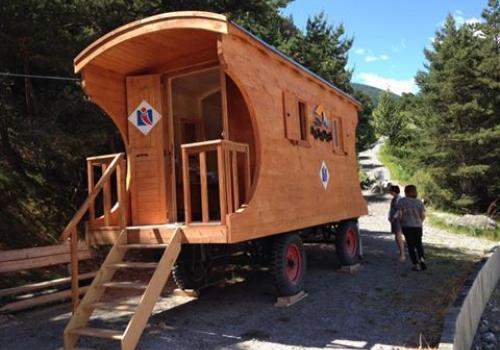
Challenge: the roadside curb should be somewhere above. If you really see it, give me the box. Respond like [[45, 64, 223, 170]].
[[438, 245, 500, 350]]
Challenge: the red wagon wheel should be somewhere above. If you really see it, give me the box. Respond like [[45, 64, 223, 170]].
[[336, 220, 361, 266], [271, 233, 306, 296]]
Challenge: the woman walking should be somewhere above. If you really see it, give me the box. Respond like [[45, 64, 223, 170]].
[[388, 185, 405, 261], [397, 185, 427, 271]]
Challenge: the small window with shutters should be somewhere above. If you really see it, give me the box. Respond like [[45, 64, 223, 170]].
[[332, 117, 345, 154], [283, 91, 310, 147]]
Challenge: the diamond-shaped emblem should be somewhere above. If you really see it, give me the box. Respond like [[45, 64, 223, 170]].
[[319, 161, 330, 190], [128, 100, 161, 135]]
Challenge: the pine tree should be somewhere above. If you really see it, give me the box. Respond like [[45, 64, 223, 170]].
[[413, 6, 500, 211], [372, 90, 405, 145]]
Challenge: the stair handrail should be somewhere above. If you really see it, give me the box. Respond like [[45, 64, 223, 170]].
[[59, 152, 126, 312], [59, 152, 125, 242]]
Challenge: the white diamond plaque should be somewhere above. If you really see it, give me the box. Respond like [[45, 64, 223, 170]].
[[128, 100, 161, 135], [319, 161, 330, 190]]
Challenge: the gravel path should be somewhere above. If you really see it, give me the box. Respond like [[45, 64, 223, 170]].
[[0, 143, 497, 350]]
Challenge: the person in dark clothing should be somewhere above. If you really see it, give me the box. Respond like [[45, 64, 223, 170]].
[[388, 185, 405, 261], [397, 185, 427, 271]]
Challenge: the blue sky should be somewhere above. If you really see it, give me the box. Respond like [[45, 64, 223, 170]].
[[283, 1, 486, 94]]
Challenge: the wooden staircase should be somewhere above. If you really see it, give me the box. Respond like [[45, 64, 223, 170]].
[[63, 227, 183, 350]]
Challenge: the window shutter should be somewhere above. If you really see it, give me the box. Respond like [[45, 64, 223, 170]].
[[283, 91, 300, 141]]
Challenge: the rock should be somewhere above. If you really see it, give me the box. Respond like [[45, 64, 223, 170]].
[[479, 319, 490, 333], [482, 332, 497, 343], [447, 214, 497, 230]]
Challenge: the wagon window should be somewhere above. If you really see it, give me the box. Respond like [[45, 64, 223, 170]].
[[332, 117, 345, 154], [298, 101, 308, 142]]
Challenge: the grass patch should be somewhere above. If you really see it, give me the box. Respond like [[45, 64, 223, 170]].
[[378, 143, 500, 241], [427, 213, 500, 241], [377, 143, 412, 183]]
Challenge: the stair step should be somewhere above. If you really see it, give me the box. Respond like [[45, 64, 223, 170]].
[[88, 301, 138, 312], [71, 327, 123, 340], [106, 262, 158, 269], [100, 281, 148, 290], [118, 244, 169, 250]]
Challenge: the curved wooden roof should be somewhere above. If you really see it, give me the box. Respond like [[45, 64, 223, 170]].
[[74, 11, 360, 108]]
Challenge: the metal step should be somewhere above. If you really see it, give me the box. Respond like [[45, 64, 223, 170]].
[[99, 281, 148, 290], [106, 262, 158, 269], [71, 326, 123, 340]]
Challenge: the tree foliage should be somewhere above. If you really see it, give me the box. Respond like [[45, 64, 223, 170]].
[[386, 0, 500, 212]]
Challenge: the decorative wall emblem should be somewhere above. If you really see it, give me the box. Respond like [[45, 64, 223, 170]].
[[310, 105, 332, 142], [319, 161, 330, 190], [128, 100, 161, 135]]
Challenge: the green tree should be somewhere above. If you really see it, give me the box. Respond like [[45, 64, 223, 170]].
[[293, 12, 353, 92], [372, 90, 406, 145], [411, 4, 500, 211]]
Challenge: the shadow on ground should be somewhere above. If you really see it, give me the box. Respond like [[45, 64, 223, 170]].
[[1, 228, 480, 350]]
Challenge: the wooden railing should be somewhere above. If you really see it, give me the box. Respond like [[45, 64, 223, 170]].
[[59, 152, 126, 312], [181, 140, 251, 225]]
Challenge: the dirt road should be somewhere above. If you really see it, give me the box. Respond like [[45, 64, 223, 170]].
[[0, 144, 496, 350]]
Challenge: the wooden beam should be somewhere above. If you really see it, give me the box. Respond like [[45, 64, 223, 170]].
[[0, 242, 89, 262], [232, 150, 239, 210], [0, 286, 89, 313], [116, 159, 127, 228], [199, 151, 209, 223], [70, 227, 80, 313], [181, 148, 191, 224], [87, 160, 95, 228], [0, 251, 92, 274], [0, 272, 96, 298], [217, 145, 227, 225], [224, 149, 233, 214], [102, 163, 112, 226]]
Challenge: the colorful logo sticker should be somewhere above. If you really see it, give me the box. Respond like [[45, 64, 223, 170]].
[[311, 105, 333, 142], [319, 161, 330, 190], [128, 100, 161, 135]]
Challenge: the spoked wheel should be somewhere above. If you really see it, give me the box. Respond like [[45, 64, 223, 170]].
[[271, 233, 306, 296], [335, 220, 361, 266]]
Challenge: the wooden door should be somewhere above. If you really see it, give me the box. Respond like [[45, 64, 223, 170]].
[[126, 75, 170, 225]]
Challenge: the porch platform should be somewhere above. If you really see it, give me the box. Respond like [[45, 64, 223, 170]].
[[86, 222, 228, 245]]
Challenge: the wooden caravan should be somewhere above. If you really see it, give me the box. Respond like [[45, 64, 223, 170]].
[[63, 11, 367, 350]]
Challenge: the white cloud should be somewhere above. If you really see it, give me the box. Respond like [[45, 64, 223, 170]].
[[357, 72, 418, 95], [465, 17, 481, 25], [365, 54, 389, 63], [354, 48, 365, 55]]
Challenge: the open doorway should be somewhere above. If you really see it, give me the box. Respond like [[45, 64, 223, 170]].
[[170, 67, 223, 222]]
